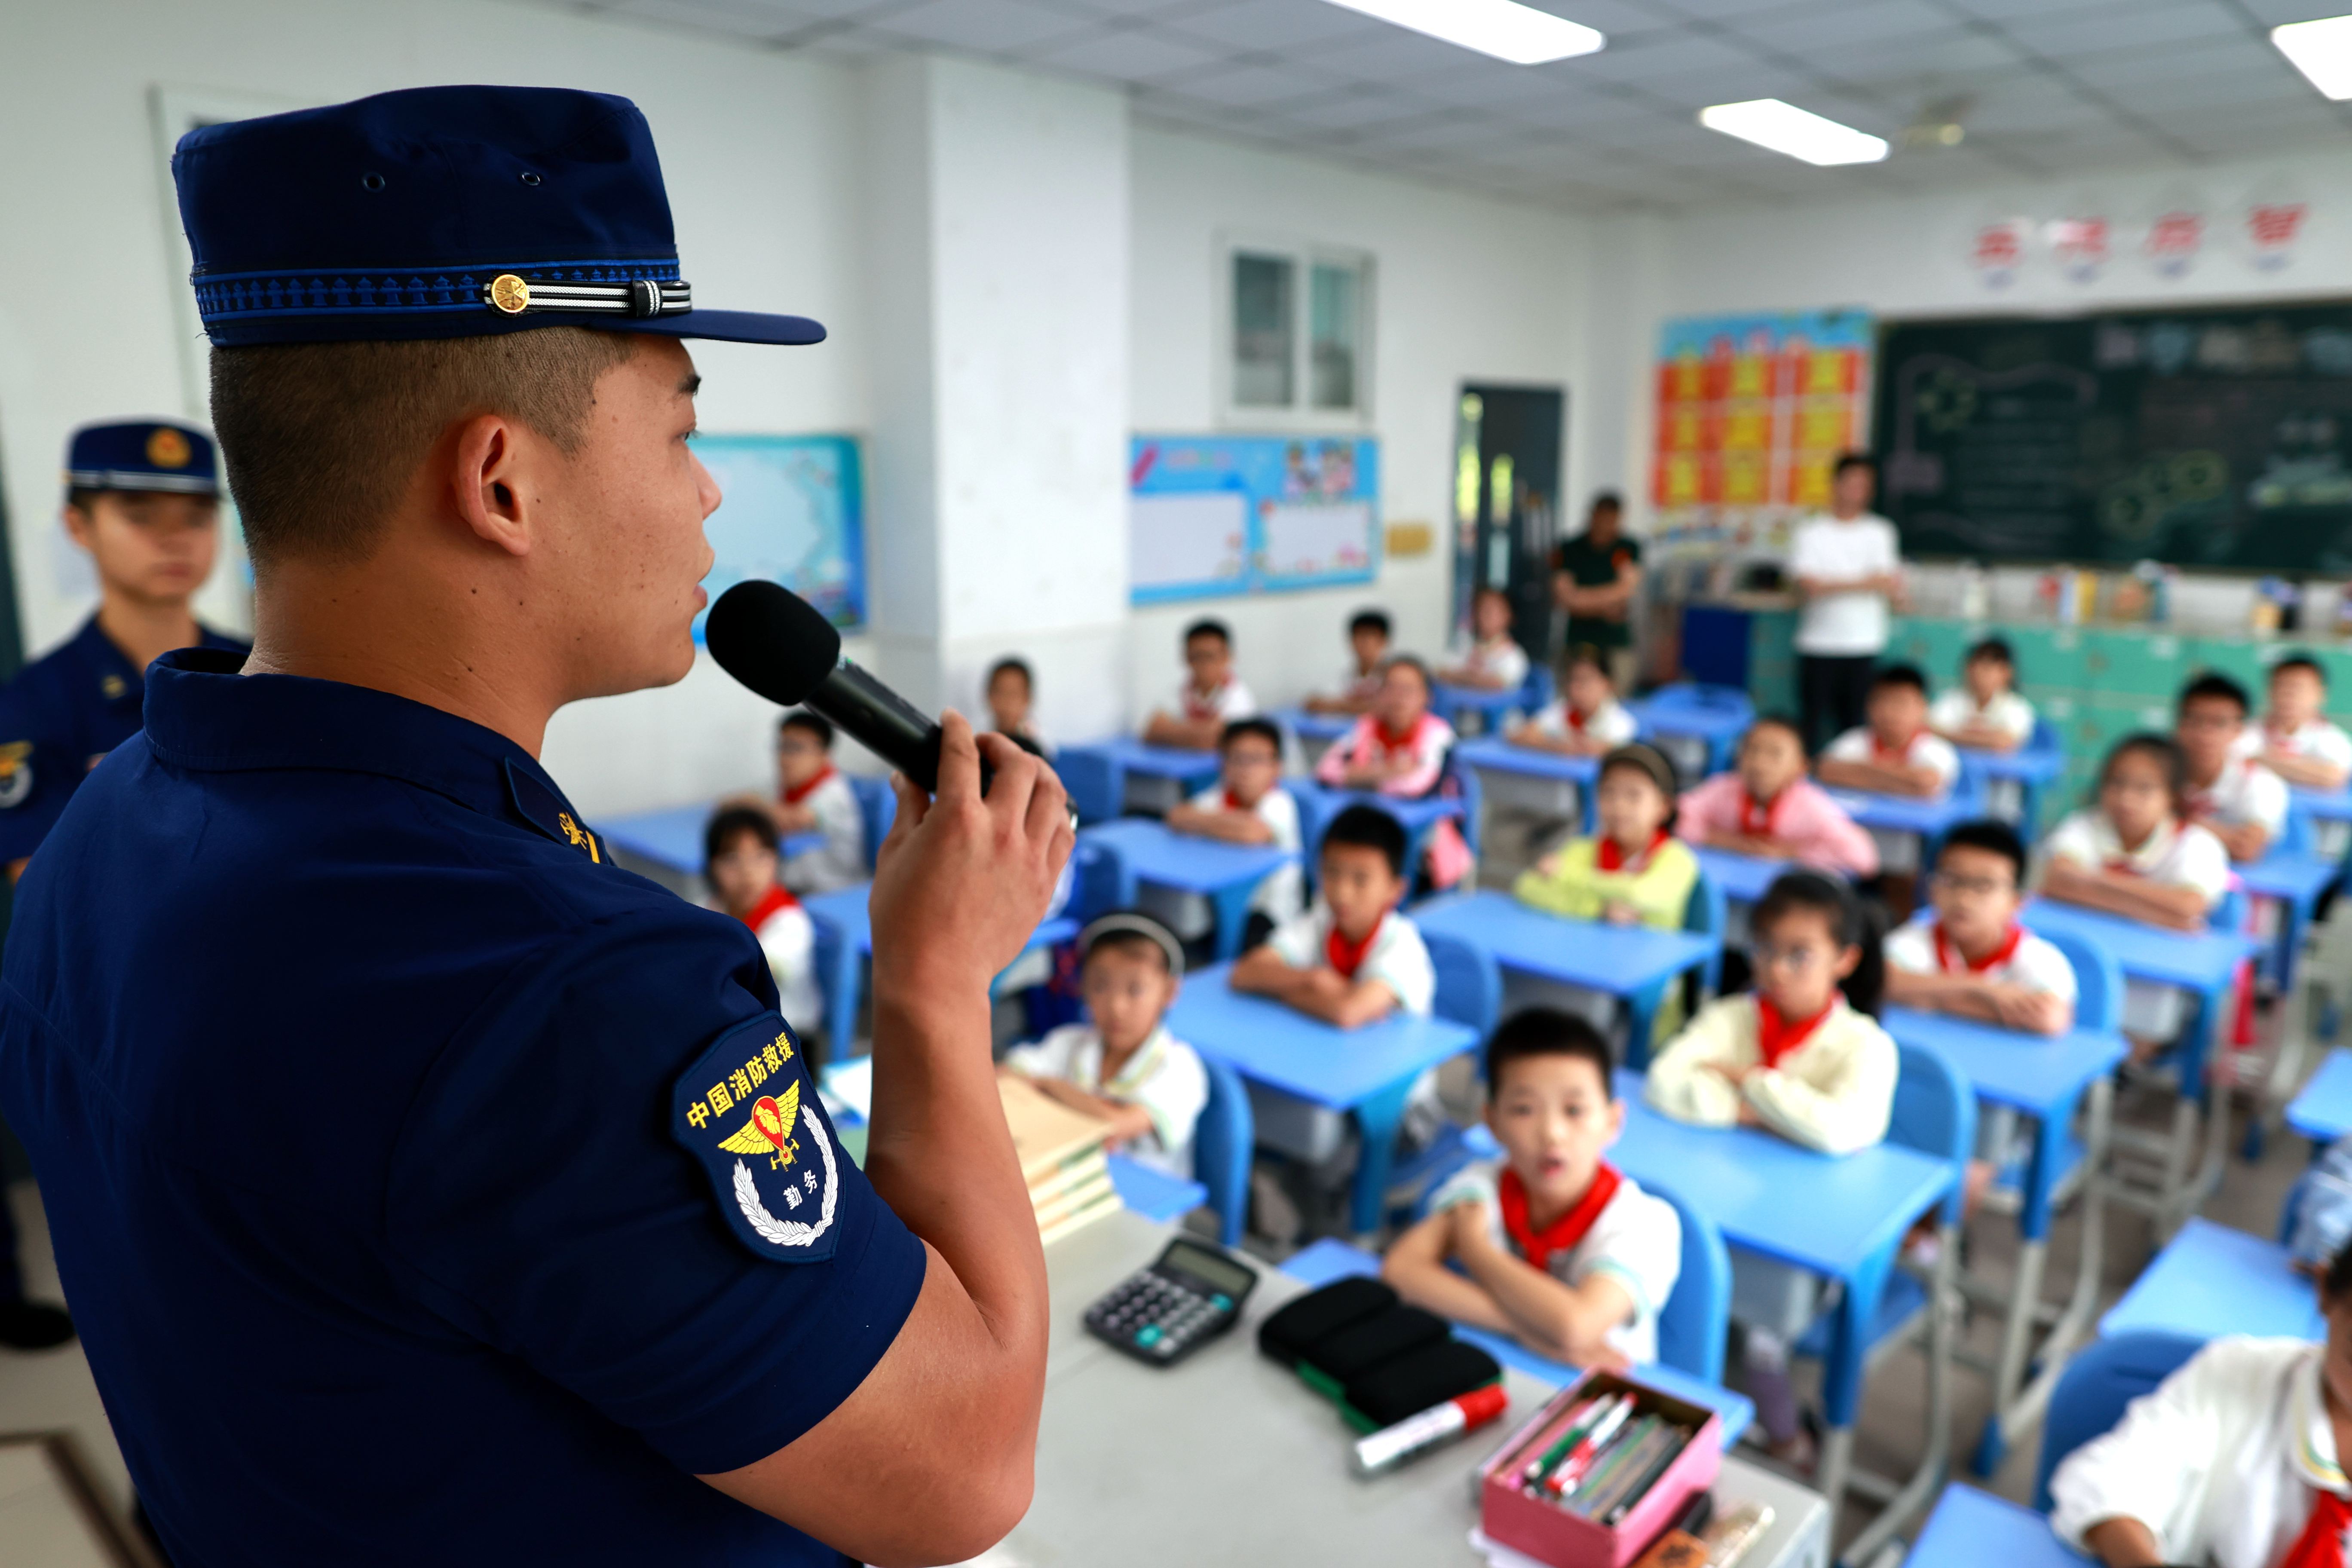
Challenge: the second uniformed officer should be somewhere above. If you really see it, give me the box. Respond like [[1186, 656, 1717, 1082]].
[[0, 86, 1070, 1564]]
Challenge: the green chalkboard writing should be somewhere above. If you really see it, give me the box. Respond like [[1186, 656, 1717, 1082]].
[[1874, 303, 2352, 571]]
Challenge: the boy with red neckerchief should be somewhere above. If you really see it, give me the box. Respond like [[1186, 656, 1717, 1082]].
[[702, 805, 821, 1029], [1645, 870, 1897, 1467], [1885, 819, 2076, 1037], [771, 708, 864, 894], [1161, 718, 1304, 948], [1384, 1009, 1682, 1371]]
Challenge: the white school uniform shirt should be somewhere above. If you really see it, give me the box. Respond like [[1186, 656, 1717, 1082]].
[[2044, 809, 2233, 906], [1267, 903, 1435, 1015], [1789, 513, 1901, 656], [779, 770, 865, 895], [1643, 993, 1899, 1156], [1429, 1161, 1682, 1366], [1929, 687, 2036, 747], [1824, 726, 1961, 796], [2237, 716, 2352, 774], [2050, 1336, 2351, 1568], [2187, 756, 2291, 844], [1884, 915, 2079, 1002], [1529, 697, 1638, 746], [710, 891, 821, 1032], [1452, 634, 1530, 692], [1180, 675, 1259, 726], [1004, 1024, 1210, 1180], [1185, 783, 1304, 921]]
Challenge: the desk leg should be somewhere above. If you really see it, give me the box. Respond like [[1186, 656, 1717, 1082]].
[[1208, 881, 1259, 965], [1349, 1078, 1415, 1237], [1838, 1232, 1957, 1568]]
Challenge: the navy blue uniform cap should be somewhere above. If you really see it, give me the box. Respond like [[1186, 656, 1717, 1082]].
[[63, 420, 218, 499], [172, 85, 824, 349]]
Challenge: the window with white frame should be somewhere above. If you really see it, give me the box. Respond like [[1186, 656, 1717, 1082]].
[[1222, 239, 1374, 425]]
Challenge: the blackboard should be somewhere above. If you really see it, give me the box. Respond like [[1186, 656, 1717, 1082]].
[[1874, 303, 2352, 571]]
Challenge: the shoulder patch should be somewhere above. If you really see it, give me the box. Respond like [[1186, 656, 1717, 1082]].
[[0, 742, 32, 809], [673, 1014, 842, 1263], [504, 759, 604, 864]]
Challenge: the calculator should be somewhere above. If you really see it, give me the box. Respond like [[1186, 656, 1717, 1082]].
[[1084, 1237, 1259, 1366]]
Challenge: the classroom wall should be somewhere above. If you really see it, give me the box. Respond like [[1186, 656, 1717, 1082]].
[[1122, 126, 1598, 716]]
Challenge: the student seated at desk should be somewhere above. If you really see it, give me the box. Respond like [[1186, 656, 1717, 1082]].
[[1677, 715, 1880, 879], [765, 709, 864, 895], [2049, 1241, 2352, 1568], [1885, 819, 2076, 1037], [1316, 658, 1470, 889], [1507, 646, 1638, 758], [1929, 635, 2036, 754], [2042, 733, 2231, 1055], [2174, 672, 2288, 866], [1817, 662, 1960, 802], [1440, 586, 1531, 693], [1002, 913, 1209, 1180], [1515, 744, 1697, 930], [1155, 717, 1305, 949], [703, 805, 820, 1029], [2240, 652, 2352, 793], [985, 655, 1046, 751], [1645, 871, 1897, 1464], [1303, 608, 1390, 717], [1384, 1009, 1681, 1371], [1144, 617, 1258, 751]]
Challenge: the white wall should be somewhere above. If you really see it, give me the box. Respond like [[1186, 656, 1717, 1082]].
[[1121, 126, 1596, 717], [0, 0, 872, 814]]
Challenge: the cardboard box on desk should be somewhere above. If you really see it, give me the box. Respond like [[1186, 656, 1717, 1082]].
[[1477, 1372, 1721, 1568]]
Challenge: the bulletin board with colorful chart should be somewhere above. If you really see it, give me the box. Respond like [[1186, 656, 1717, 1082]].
[[1650, 310, 1874, 547], [692, 434, 867, 635], [1128, 435, 1381, 605]]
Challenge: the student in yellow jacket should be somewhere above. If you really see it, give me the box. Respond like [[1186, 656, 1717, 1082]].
[[1514, 743, 1698, 932]]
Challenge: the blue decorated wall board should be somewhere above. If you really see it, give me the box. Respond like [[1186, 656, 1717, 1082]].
[[1128, 435, 1381, 605], [692, 434, 867, 636]]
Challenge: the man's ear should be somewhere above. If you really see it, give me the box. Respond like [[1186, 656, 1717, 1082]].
[[447, 413, 537, 559], [61, 505, 93, 550]]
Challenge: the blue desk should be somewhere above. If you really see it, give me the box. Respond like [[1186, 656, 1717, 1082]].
[[1410, 891, 1719, 1066], [1289, 782, 1463, 883], [1276, 1238, 1755, 1446], [1821, 786, 1982, 865], [1078, 818, 1295, 963], [2296, 784, 2352, 826], [2240, 848, 2339, 990], [2019, 899, 2258, 1230], [1451, 734, 1602, 836], [1628, 692, 1751, 775], [1166, 963, 1480, 1234], [1060, 738, 1223, 806], [1908, 1485, 2087, 1568], [1433, 680, 1520, 734], [1104, 1153, 1208, 1224], [2098, 1216, 2321, 1343], [1691, 845, 1795, 908], [804, 882, 1081, 1053], [2288, 1047, 2352, 1147], [600, 802, 822, 878], [1882, 1007, 2126, 1473], [1274, 706, 1354, 747], [1609, 1068, 1958, 1539], [1965, 742, 2067, 834]]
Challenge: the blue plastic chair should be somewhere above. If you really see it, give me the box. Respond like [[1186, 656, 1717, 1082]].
[[1519, 663, 1555, 718], [1192, 1055, 1253, 1248], [2031, 1330, 2202, 1511], [1647, 1179, 1733, 1387], [1425, 930, 1503, 1041], [848, 774, 896, 875], [1057, 746, 1126, 827], [1683, 862, 1727, 1002], [1443, 752, 1485, 864], [2035, 925, 2125, 1035], [1070, 838, 1134, 924]]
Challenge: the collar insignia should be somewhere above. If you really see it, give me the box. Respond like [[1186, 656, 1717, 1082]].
[[673, 1016, 842, 1262], [504, 760, 603, 864]]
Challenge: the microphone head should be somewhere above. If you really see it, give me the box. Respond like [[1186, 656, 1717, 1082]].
[[706, 580, 842, 708]]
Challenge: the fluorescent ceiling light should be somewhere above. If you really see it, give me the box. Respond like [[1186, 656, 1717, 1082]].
[[2274, 14, 2352, 100], [1320, 0, 1603, 66], [1699, 99, 1889, 167]]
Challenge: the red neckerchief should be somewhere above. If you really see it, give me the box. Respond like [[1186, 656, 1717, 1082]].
[[1932, 922, 2024, 974], [1223, 788, 1244, 810], [782, 764, 837, 807], [1755, 993, 1838, 1070], [2277, 1488, 2352, 1568], [1871, 732, 1915, 765], [1738, 787, 1784, 837], [1183, 680, 1229, 721], [1597, 829, 1671, 874], [737, 884, 799, 932], [1565, 704, 1590, 734], [1497, 1163, 1623, 1274], [1371, 716, 1425, 755], [1325, 913, 1385, 980]]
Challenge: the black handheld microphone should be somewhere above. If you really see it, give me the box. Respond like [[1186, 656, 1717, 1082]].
[[704, 579, 989, 798]]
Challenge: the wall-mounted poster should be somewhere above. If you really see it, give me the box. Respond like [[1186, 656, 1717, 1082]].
[[1650, 310, 1874, 559], [1128, 435, 1381, 604], [692, 434, 867, 635]]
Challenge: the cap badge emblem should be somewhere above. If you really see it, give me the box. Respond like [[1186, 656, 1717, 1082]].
[[488, 274, 532, 315], [145, 428, 191, 469]]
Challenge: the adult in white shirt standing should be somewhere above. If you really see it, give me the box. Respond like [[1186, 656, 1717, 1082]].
[[1790, 453, 1905, 754]]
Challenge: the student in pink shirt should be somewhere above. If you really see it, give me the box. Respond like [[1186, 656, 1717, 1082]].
[[1316, 656, 1457, 797], [1676, 715, 1879, 878]]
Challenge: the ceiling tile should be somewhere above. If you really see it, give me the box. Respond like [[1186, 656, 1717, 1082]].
[[869, 0, 1096, 49], [1803, 29, 2022, 82], [1266, 86, 1452, 129], [1941, 0, 2166, 21], [1160, 0, 1381, 51], [1999, 1, 2251, 60], [1302, 21, 1562, 82], [1033, 22, 1229, 76], [2241, 0, 2352, 21], [1730, 0, 1966, 52], [1153, 57, 1352, 105], [1571, 31, 1775, 83], [1352, 114, 1523, 153]]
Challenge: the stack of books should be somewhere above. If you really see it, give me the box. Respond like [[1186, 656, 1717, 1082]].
[[998, 1076, 1121, 1244]]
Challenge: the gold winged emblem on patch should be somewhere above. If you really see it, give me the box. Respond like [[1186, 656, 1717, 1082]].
[[717, 1081, 802, 1171]]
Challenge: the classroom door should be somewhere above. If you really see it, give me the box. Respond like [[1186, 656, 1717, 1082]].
[[1453, 385, 1565, 659]]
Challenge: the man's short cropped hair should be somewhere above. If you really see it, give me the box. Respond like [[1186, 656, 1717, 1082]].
[[1485, 1007, 1614, 1098], [208, 326, 640, 572], [1322, 804, 1407, 879]]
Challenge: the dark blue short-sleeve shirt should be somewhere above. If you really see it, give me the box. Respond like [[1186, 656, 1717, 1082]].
[[0, 651, 925, 1566], [0, 615, 250, 862]]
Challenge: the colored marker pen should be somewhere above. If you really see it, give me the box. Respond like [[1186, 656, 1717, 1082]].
[[1520, 1393, 1606, 1485], [1544, 1395, 1636, 1498], [1352, 1385, 1510, 1476]]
